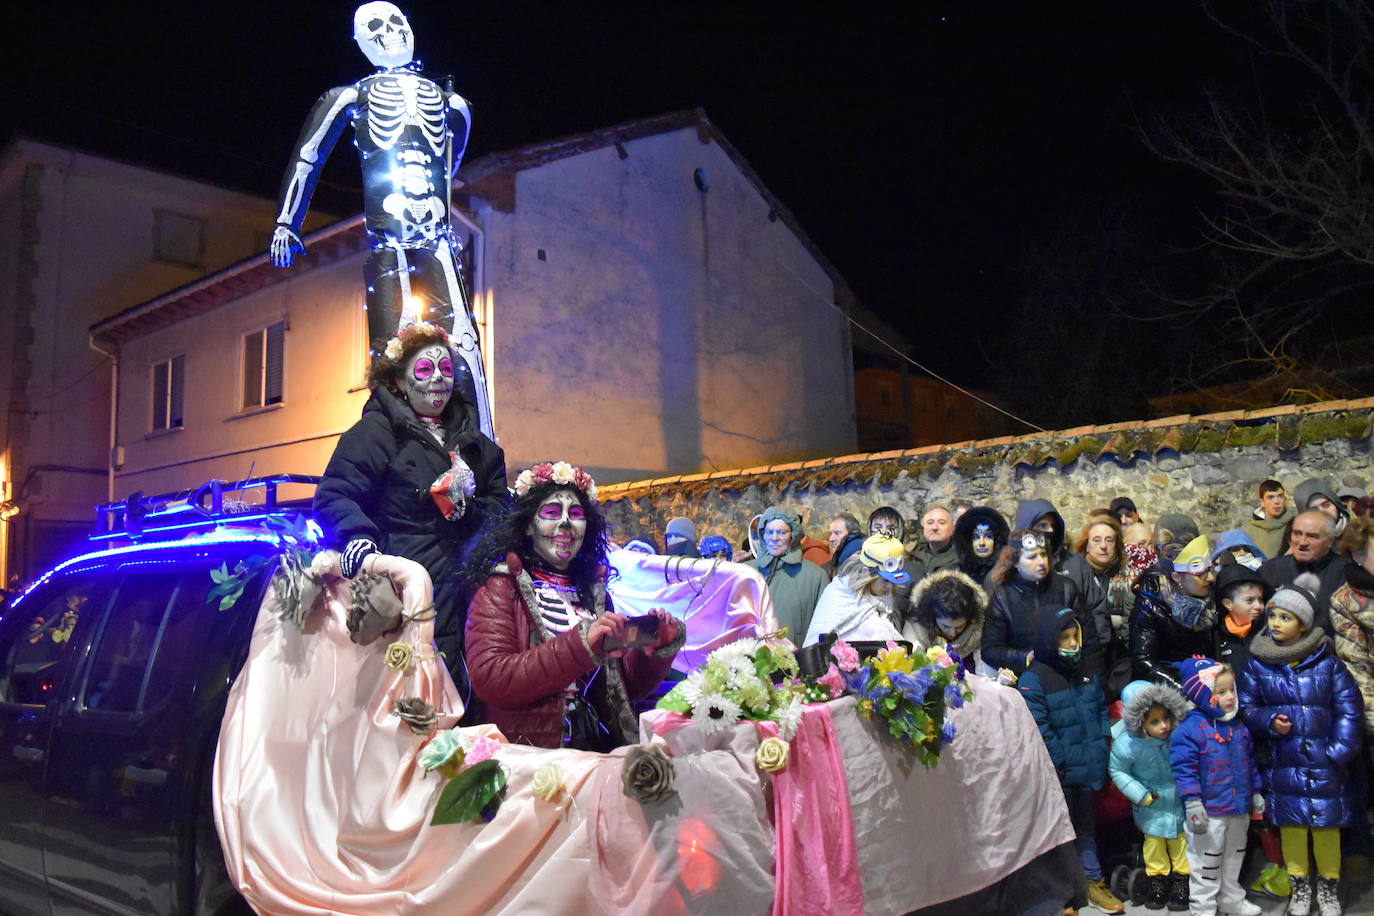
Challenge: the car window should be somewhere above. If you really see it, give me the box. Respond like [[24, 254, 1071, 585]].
[[0, 580, 113, 706], [140, 572, 220, 709], [82, 576, 178, 713]]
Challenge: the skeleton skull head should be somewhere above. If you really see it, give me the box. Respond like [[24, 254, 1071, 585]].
[[400, 344, 453, 417], [353, 2, 414, 69]]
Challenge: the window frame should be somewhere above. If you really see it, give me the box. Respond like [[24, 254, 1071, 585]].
[[149, 354, 185, 432], [151, 208, 207, 269], [240, 320, 286, 411]]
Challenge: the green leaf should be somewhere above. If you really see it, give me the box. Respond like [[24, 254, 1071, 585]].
[[210, 562, 230, 584], [219, 588, 243, 611], [431, 760, 507, 825]]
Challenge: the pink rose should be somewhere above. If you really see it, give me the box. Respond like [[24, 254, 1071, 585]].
[[817, 663, 846, 699], [466, 736, 500, 766], [832, 640, 860, 673]]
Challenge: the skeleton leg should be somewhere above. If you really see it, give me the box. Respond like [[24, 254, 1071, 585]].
[[363, 249, 404, 355]]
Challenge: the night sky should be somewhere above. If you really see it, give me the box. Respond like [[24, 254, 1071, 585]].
[[11, 2, 1283, 427]]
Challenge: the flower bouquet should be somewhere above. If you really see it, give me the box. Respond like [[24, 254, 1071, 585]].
[[834, 640, 974, 769], [421, 730, 508, 824], [655, 638, 805, 740]]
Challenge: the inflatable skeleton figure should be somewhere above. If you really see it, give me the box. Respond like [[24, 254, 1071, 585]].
[[270, 2, 493, 436]]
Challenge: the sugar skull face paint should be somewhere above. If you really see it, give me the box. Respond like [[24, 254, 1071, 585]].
[[402, 344, 454, 417], [527, 489, 587, 571], [972, 523, 996, 559]]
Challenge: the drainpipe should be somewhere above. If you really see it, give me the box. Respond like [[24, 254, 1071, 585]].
[[88, 336, 118, 503]]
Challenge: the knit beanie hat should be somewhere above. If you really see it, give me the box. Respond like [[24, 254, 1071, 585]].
[[1268, 572, 1322, 630], [1177, 655, 1233, 720], [1123, 542, 1158, 579], [664, 517, 697, 547]]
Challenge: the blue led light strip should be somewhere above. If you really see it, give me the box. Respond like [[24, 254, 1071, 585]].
[[10, 530, 290, 611]]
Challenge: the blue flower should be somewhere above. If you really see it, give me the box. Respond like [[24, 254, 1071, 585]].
[[941, 721, 957, 745], [842, 669, 868, 695], [944, 684, 965, 709], [891, 668, 933, 702]]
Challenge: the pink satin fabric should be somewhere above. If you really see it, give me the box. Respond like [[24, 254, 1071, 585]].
[[215, 567, 777, 915], [606, 550, 783, 670], [757, 709, 865, 916]]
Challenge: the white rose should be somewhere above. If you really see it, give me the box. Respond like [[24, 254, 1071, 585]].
[[550, 461, 575, 485], [531, 762, 564, 801]]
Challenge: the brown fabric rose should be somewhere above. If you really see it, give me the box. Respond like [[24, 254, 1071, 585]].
[[621, 744, 676, 805], [754, 736, 790, 773], [392, 697, 437, 735], [384, 641, 415, 672]]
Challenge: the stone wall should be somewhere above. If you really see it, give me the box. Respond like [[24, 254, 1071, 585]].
[[599, 399, 1374, 550]]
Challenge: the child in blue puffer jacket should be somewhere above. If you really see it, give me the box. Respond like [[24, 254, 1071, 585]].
[[1109, 680, 1192, 911], [1018, 606, 1122, 914], [1240, 574, 1363, 916], [1171, 656, 1264, 916]]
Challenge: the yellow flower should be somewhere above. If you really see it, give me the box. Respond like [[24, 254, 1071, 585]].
[[925, 645, 950, 666], [531, 762, 564, 801], [755, 736, 790, 773], [384, 641, 415, 672], [873, 644, 914, 678]]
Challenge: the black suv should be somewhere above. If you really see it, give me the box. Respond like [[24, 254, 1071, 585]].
[[0, 476, 320, 916]]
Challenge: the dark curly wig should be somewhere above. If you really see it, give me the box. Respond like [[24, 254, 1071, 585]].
[[461, 481, 610, 608], [366, 323, 453, 392]]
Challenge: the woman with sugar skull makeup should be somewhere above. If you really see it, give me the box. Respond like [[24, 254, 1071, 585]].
[[462, 464, 685, 749], [952, 505, 1010, 589], [314, 322, 507, 708]]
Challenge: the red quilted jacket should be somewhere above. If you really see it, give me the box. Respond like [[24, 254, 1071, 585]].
[[465, 553, 677, 748]]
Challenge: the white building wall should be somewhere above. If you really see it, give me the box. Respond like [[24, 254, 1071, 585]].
[[482, 127, 855, 481], [0, 140, 331, 579]]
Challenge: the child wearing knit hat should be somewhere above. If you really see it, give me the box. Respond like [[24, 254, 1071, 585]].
[[1238, 573, 1364, 916], [1169, 656, 1265, 916]]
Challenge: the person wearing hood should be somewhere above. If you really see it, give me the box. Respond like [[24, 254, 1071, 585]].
[[749, 506, 829, 643], [1293, 477, 1351, 533], [982, 529, 1104, 680], [1240, 575, 1363, 916], [902, 568, 996, 678], [663, 517, 701, 558], [803, 535, 907, 647], [1170, 657, 1265, 916], [1016, 607, 1123, 915], [952, 505, 1009, 589], [1242, 479, 1294, 561], [315, 322, 508, 705], [1013, 498, 1111, 656], [865, 505, 926, 601], [1259, 510, 1345, 634], [1210, 529, 1267, 571], [1338, 485, 1368, 518], [914, 505, 959, 575], [1129, 535, 1219, 691], [1109, 680, 1193, 912], [1331, 515, 1374, 734], [1212, 562, 1272, 678]]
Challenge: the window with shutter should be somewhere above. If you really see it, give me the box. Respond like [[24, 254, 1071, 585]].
[[242, 323, 286, 410], [150, 356, 185, 431]]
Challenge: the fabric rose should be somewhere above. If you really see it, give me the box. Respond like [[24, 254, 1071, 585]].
[[755, 736, 790, 773], [550, 461, 575, 485], [392, 697, 437, 735], [384, 338, 403, 360], [817, 663, 846, 699], [831, 640, 860, 673], [621, 744, 676, 805], [384, 641, 415, 672], [466, 736, 500, 766], [531, 762, 564, 801], [419, 729, 467, 776]]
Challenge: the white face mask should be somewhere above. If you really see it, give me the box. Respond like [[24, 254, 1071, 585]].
[[526, 490, 587, 571], [401, 345, 453, 417], [353, 2, 415, 69]]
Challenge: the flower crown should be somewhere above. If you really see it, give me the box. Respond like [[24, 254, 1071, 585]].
[[514, 461, 597, 502], [383, 321, 450, 361]]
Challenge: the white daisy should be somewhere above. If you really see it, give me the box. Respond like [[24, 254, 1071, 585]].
[[775, 695, 804, 741], [676, 670, 706, 707], [710, 637, 760, 665], [693, 691, 743, 735], [724, 655, 757, 689]]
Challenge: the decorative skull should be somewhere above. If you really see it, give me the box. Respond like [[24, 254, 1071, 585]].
[[353, 2, 414, 69]]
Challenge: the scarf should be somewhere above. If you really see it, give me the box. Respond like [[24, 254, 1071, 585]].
[[1249, 625, 1329, 665], [1167, 590, 1215, 631]]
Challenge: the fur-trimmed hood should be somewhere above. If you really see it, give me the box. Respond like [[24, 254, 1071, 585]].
[[1121, 680, 1191, 739], [907, 568, 989, 659]]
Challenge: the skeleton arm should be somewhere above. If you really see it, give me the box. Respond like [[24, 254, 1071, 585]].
[[445, 89, 472, 175], [270, 85, 360, 267]]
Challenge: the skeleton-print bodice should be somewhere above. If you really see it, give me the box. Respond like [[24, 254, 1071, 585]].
[[354, 73, 452, 245], [530, 576, 595, 636]]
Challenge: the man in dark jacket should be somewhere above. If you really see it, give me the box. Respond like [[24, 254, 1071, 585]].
[[1014, 498, 1110, 655], [914, 505, 958, 575], [315, 326, 508, 704], [1259, 510, 1344, 634]]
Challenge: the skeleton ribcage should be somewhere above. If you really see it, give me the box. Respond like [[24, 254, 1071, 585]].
[[366, 75, 446, 156], [532, 585, 593, 636]]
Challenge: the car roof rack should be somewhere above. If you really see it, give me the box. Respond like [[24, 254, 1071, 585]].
[[93, 474, 323, 544]]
